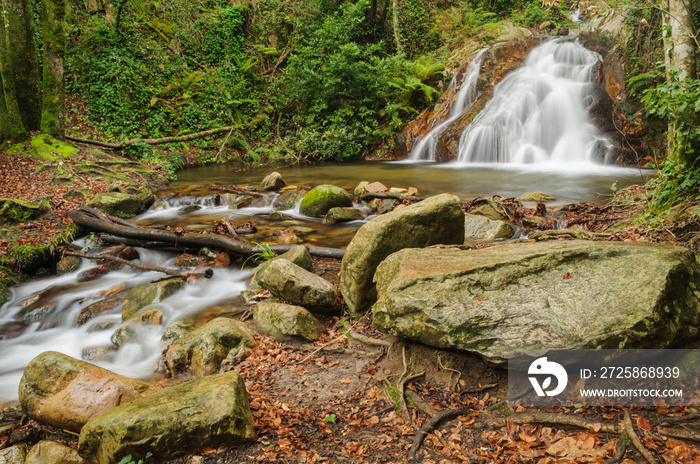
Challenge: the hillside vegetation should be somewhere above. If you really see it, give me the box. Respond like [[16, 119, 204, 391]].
[[64, 0, 574, 171]]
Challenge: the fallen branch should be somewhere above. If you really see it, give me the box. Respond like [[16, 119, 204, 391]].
[[66, 126, 239, 150], [69, 207, 345, 259], [67, 251, 182, 277], [480, 411, 621, 433], [660, 426, 700, 443], [623, 410, 657, 464]]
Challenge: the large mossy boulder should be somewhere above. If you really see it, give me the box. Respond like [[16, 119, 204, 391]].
[[373, 241, 700, 364], [340, 194, 465, 314], [26, 441, 86, 464], [254, 302, 324, 341], [122, 280, 185, 321], [77, 372, 255, 464], [165, 317, 254, 376], [257, 259, 337, 313], [299, 185, 352, 217], [86, 192, 146, 217], [0, 198, 51, 225], [18, 351, 159, 432]]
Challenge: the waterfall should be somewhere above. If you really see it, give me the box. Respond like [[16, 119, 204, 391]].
[[457, 38, 612, 165], [409, 48, 487, 161]]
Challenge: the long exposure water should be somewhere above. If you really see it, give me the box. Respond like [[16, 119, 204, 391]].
[[0, 37, 654, 405]]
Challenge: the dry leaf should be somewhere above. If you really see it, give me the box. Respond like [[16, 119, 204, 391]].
[[637, 416, 653, 431]]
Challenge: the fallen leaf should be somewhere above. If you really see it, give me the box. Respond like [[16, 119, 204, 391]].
[[637, 416, 653, 431], [563, 272, 573, 280]]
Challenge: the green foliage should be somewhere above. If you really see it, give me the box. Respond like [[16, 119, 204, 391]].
[[324, 413, 337, 424], [242, 241, 276, 270], [629, 66, 700, 215], [116, 452, 153, 464], [396, 0, 439, 58]]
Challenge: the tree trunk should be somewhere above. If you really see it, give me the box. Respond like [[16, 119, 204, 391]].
[[0, 3, 28, 142], [663, 0, 698, 164], [1, 0, 42, 132], [41, 0, 67, 138], [392, 0, 402, 55]]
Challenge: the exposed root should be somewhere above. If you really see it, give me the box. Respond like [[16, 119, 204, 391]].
[[623, 410, 658, 464], [602, 433, 628, 464]]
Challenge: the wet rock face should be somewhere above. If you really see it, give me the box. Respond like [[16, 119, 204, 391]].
[[373, 241, 700, 364], [340, 194, 465, 315], [18, 351, 159, 433], [77, 372, 256, 464]]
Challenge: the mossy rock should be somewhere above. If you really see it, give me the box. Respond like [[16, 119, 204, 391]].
[[56, 255, 81, 275], [254, 302, 324, 341], [122, 280, 185, 321], [273, 188, 309, 210], [299, 185, 352, 217], [8, 134, 78, 161], [324, 207, 364, 224], [86, 192, 146, 218], [63, 189, 88, 200], [0, 197, 51, 225]]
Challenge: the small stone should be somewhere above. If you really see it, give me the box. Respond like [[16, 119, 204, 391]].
[[364, 182, 387, 194], [353, 181, 369, 196], [269, 211, 289, 221], [0, 445, 26, 464], [299, 185, 353, 217], [26, 440, 86, 464], [470, 202, 506, 220], [324, 207, 364, 224], [516, 192, 556, 202], [179, 205, 202, 213], [275, 232, 303, 244], [407, 187, 418, 197], [388, 187, 407, 194], [260, 172, 286, 191], [377, 199, 398, 214], [258, 259, 337, 313]]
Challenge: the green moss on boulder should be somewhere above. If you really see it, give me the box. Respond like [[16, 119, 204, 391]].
[[0, 197, 51, 225], [299, 185, 352, 217]]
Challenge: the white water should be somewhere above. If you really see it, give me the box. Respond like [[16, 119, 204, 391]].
[[0, 247, 249, 404], [457, 38, 611, 165], [409, 49, 487, 161]]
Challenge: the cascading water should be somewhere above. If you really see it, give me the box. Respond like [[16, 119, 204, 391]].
[[409, 48, 487, 161], [457, 38, 612, 165]]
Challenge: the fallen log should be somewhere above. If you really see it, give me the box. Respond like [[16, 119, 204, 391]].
[[68, 207, 346, 259]]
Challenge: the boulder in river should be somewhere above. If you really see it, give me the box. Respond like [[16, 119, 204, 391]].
[[373, 241, 700, 364], [18, 351, 159, 432], [469, 201, 507, 220], [165, 317, 254, 376], [257, 259, 337, 313], [273, 187, 309, 210], [299, 185, 353, 217], [77, 372, 255, 464], [340, 194, 465, 314], [77, 290, 128, 325], [122, 279, 185, 321], [260, 171, 286, 191], [254, 302, 324, 341], [26, 441, 86, 464], [353, 181, 369, 196]]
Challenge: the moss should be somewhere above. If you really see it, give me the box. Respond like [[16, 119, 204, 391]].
[[0, 197, 51, 225]]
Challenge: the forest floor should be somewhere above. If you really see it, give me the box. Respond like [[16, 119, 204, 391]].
[[1, 145, 700, 462]]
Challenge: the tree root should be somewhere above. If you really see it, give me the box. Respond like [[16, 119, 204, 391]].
[[458, 383, 499, 395], [408, 407, 471, 461], [405, 390, 436, 418], [623, 410, 658, 464], [602, 433, 628, 464], [66, 126, 241, 150], [660, 427, 700, 443]]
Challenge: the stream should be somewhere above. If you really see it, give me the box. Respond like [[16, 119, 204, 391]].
[[0, 37, 655, 406]]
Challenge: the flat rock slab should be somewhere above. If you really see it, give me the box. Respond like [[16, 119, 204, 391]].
[[373, 241, 700, 364], [78, 372, 255, 464]]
